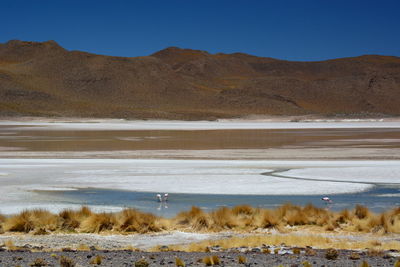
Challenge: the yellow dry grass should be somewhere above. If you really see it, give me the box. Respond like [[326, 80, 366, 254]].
[[1, 204, 400, 237], [168, 234, 400, 252]]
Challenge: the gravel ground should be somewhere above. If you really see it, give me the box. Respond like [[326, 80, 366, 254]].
[[0, 232, 232, 250], [0, 249, 398, 267]]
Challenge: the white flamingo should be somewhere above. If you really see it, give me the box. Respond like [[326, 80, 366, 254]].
[[163, 193, 169, 202], [321, 196, 332, 204]]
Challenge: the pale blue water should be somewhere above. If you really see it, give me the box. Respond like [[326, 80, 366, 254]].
[[36, 185, 400, 217]]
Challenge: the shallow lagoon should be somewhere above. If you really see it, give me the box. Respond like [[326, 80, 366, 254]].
[[36, 185, 400, 217]]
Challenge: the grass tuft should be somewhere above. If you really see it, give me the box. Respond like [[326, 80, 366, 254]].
[[81, 212, 115, 233], [175, 257, 185, 267], [203, 256, 214, 266], [5, 239, 17, 250], [90, 255, 103, 265], [359, 261, 370, 267], [238, 255, 246, 264], [325, 248, 338, 260], [30, 258, 48, 266], [60, 256, 76, 267], [292, 247, 301, 254], [349, 252, 361, 260], [135, 258, 149, 267], [211, 255, 220, 265]]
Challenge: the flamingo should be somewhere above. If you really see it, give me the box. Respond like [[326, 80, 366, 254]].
[[321, 196, 332, 204]]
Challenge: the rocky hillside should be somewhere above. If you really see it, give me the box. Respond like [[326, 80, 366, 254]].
[[0, 40, 399, 119]]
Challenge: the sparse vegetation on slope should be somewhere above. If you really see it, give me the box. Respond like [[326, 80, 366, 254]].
[[1, 40, 400, 119]]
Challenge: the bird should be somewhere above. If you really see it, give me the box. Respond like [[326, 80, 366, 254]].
[[163, 193, 169, 202], [156, 194, 162, 202], [321, 196, 332, 203]]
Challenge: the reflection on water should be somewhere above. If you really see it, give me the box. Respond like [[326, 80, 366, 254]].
[[35, 186, 400, 217]]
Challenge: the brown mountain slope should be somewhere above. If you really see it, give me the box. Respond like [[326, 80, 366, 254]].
[[0, 40, 399, 119]]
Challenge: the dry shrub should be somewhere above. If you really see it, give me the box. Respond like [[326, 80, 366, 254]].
[[302, 261, 312, 267], [175, 257, 185, 267], [305, 248, 316, 256], [303, 204, 330, 225], [336, 209, 351, 224], [77, 244, 90, 251], [324, 223, 335, 231], [238, 255, 246, 264], [355, 205, 369, 220], [366, 248, 384, 257], [176, 206, 203, 223], [4, 209, 59, 233], [211, 207, 237, 230], [277, 203, 329, 226], [4, 210, 35, 232], [325, 248, 338, 260], [80, 212, 115, 233], [279, 203, 306, 226], [60, 256, 75, 267], [116, 209, 160, 233], [260, 209, 279, 228], [359, 261, 370, 267], [4, 239, 17, 250], [394, 260, 400, 267], [292, 247, 301, 254], [203, 256, 213, 266], [30, 258, 48, 266], [59, 207, 92, 230], [380, 208, 400, 233], [175, 206, 210, 231], [211, 255, 220, 265], [232, 205, 254, 216], [193, 214, 210, 231], [135, 258, 149, 267], [90, 255, 103, 265], [263, 248, 271, 254], [349, 252, 361, 260]]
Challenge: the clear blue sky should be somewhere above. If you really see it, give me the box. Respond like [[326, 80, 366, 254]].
[[1, 0, 399, 61]]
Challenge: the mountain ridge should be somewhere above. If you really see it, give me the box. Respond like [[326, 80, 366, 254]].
[[0, 40, 399, 120]]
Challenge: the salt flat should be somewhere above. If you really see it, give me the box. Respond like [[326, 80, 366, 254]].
[[1, 119, 400, 130], [1, 159, 399, 214]]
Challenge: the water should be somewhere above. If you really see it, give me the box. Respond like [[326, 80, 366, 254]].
[[34, 185, 400, 217]]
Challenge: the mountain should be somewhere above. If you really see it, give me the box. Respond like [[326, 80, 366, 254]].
[[1, 40, 399, 119]]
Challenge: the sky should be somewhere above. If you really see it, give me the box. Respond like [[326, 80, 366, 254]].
[[1, 0, 399, 61]]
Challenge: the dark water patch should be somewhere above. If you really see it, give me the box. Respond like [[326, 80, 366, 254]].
[[35, 185, 400, 217]]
